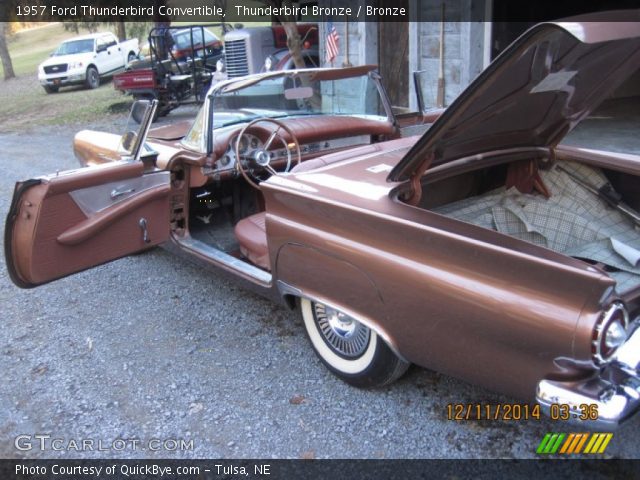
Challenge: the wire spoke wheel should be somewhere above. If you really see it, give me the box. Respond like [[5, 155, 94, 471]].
[[313, 302, 371, 359], [300, 298, 409, 388]]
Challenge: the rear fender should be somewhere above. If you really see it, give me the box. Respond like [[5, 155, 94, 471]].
[[274, 242, 404, 358]]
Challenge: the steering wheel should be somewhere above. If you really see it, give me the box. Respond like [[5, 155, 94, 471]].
[[235, 118, 301, 190]]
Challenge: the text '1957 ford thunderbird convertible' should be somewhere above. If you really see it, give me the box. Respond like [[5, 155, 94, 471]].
[[5, 13, 640, 427]]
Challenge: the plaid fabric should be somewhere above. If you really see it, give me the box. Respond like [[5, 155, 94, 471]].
[[434, 161, 640, 292]]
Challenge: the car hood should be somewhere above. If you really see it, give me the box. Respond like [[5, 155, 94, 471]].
[[40, 53, 93, 67], [388, 12, 640, 182]]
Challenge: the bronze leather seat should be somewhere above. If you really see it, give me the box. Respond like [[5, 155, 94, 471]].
[[234, 212, 270, 270]]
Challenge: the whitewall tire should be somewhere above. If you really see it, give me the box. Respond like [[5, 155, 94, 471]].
[[300, 298, 409, 388]]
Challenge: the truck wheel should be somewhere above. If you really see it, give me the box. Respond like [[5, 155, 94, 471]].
[[299, 298, 409, 388], [43, 85, 59, 94], [85, 67, 99, 89], [127, 52, 136, 65]]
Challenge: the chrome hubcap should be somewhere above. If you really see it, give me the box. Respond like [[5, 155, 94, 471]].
[[313, 303, 370, 358]]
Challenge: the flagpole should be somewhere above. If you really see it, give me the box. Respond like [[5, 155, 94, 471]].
[[343, 22, 351, 67]]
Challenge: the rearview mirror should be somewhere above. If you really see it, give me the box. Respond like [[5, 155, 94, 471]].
[[284, 86, 313, 100]]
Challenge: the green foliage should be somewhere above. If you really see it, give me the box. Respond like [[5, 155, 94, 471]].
[[63, 21, 100, 34]]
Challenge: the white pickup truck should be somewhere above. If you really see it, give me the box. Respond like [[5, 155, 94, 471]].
[[38, 32, 139, 93]]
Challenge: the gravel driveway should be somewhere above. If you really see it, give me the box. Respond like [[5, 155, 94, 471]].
[[1, 113, 639, 460]]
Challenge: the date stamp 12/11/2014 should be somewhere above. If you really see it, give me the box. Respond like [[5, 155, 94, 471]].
[[446, 403, 600, 422]]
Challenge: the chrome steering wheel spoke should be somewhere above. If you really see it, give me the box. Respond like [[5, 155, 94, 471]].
[[235, 118, 301, 190]]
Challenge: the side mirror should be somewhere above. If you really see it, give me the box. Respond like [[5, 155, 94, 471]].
[[96, 44, 107, 53], [131, 101, 150, 125], [119, 131, 138, 153], [119, 99, 158, 161]]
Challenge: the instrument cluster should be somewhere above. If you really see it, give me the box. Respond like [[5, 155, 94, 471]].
[[217, 133, 263, 170]]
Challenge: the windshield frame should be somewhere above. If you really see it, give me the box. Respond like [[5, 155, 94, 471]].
[[181, 67, 395, 154]]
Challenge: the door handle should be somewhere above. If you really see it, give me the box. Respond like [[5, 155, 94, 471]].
[[110, 187, 135, 199], [139, 218, 150, 243]]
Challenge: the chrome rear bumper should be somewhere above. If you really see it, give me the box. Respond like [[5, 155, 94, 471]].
[[536, 322, 640, 428]]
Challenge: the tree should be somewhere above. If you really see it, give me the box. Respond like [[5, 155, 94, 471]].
[[0, 0, 48, 80], [115, 21, 126, 42], [0, 22, 16, 80], [63, 21, 99, 34], [260, 0, 307, 70]]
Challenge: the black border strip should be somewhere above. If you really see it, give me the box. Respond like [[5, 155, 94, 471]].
[[1, 0, 639, 23], [2, 459, 640, 480]]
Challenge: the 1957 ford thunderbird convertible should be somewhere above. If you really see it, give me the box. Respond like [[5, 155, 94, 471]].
[[5, 15, 640, 427]]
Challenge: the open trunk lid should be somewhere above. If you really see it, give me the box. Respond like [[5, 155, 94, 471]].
[[388, 11, 640, 182]]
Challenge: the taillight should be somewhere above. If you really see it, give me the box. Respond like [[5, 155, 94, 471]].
[[592, 302, 629, 365]]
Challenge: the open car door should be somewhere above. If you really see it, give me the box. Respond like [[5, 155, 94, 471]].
[[4, 101, 171, 288]]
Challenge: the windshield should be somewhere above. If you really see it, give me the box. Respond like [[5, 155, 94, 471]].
[[182, 69, 389, 152], [54, 39, 94, 55]]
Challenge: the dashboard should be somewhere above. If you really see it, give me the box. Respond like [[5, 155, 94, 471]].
[[208, 133, 373, 176]]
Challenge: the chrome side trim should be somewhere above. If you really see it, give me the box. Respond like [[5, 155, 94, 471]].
[[177, 236, 272, 286], [276, 280, 302, 298]]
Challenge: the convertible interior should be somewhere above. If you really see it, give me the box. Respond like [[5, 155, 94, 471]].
[[183, 121, 407, 272], [165, 67, 437, 277]]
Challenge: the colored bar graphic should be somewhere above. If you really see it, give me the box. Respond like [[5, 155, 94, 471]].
[[537, 433, 613, 455], [536, 433, 552, 454]]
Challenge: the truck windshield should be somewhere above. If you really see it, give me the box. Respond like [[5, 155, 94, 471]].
[[54, 39, 95, 55]]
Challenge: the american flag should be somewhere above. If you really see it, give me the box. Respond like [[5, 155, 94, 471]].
[[325, 20, 339, 65]]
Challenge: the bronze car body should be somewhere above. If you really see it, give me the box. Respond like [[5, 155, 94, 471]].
[[5, 15, 640, 427]]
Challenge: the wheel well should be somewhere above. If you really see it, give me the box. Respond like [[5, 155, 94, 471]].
[[86, 64, 98, 73], [282, 294, 297, 310]]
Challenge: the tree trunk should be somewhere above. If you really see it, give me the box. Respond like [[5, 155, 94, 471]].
[[116, 22, 127, 42], [0, 22, 15, 80], [281, 22, 307, 70]]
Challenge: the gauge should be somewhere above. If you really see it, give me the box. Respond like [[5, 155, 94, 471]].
[[250, 136, 260, 150], [236, 136, 248, 154], [219, 155, 231, 167]]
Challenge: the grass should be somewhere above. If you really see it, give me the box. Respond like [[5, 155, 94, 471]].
[[0, 20, 269, 132], [0, 23, 130, 132], [1, 23, 79, 77], [0, 23, 136, 132], [0, 75, 129, 133]]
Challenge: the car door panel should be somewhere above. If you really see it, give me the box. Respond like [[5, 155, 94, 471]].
[[5, 163, 170, 288]]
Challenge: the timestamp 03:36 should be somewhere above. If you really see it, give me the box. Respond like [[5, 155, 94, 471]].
[[446, 403, 599, 421]]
